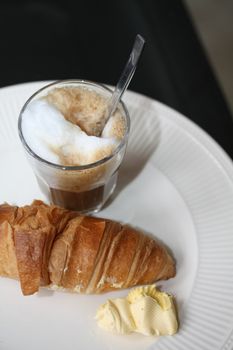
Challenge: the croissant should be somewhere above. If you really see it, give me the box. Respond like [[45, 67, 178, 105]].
[[0, 201, 175, 296]]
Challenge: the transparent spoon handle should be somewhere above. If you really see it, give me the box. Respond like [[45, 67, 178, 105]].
[[107, 34, 145, 121]]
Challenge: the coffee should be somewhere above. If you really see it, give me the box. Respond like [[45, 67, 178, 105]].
[[19, 80, 129, 213], [50, 186, 105, 212]]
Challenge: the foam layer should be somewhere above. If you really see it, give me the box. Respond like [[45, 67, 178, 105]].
[[45, 87, 126, 138], [22, 99, 119, 166]]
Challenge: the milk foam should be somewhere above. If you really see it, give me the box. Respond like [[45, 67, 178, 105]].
[[22, 99, 119, 166]]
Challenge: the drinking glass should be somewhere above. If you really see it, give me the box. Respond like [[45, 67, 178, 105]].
[[18, 80, 130, 214]]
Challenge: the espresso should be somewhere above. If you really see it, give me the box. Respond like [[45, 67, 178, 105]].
[[48, 171, 118, 212], [50, 186, 104, 212]]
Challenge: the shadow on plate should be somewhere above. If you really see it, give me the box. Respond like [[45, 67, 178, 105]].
[[106, 100, 161, 205]]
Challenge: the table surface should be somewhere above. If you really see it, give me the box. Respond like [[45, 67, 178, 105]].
[[0, 0, 232, 158]]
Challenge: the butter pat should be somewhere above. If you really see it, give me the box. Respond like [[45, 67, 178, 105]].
[[95, 285, 178, 336], [130, 295, 177, 336], [96, 298, 136, 334]]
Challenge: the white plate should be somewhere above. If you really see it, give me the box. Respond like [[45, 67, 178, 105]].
[[0, 82, 233, 350]]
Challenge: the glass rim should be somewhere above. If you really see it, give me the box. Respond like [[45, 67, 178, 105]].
[[18, 79, 130, 171]]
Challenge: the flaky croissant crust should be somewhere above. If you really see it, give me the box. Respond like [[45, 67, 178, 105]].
[[0, 201, 175, 295]]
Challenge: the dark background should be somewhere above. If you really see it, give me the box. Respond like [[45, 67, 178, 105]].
[[1, 0, 233, 158]]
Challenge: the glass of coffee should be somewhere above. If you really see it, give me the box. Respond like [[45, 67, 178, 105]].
[[18, 80, 130, 214]]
